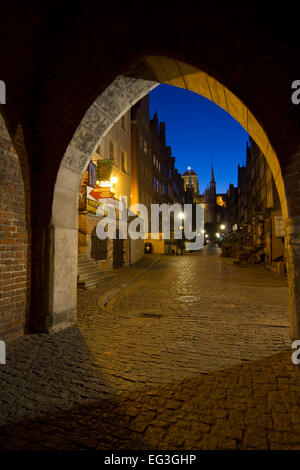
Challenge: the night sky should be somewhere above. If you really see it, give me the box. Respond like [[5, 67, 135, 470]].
[[149, 84, 250, 194]]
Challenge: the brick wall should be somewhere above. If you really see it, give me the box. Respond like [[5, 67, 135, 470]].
[[0, 115, 29, 341]]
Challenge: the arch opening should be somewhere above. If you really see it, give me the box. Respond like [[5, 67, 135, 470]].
[[47, 55, 295, 337]]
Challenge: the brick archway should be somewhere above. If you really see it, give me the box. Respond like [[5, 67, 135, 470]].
[[48, 56, 297, 338], [0, 112, 31, 340]]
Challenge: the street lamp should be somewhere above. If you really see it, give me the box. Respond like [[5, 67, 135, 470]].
[[178, 212, 185, 255], [220, 224, 226, 230]]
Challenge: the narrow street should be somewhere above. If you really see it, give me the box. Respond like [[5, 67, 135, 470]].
[[1, 246, 300, 450]]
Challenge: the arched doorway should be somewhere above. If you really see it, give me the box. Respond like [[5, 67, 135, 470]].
[[20, 56, 300, 339], [113, 229, 124, 269], [91, 227, 107, 261]]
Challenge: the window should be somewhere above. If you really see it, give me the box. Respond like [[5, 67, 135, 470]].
[[88, 161, 97, 187], [121, 150, 127, 173], [96, 141, 103, 156], [109, 140, 115, 161], [121, 114, 126, 131]]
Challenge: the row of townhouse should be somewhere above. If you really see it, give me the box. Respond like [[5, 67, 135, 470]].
[[77, 95, 185, 286]]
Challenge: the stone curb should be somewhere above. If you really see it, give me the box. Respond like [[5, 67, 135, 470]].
[[98, 257, 161, 308]]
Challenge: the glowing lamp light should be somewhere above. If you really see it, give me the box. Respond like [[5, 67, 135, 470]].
[[100, 180, 111, 187], [216, 232, 220, 238], [110, 176, 118, 184], [220, 224, 226, 230], [187, 166, 191, 170], [178, 212, 185, 220]]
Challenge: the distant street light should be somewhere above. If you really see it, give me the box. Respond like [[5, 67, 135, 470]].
[[220, 224, 226, 230], [178, 212, 185, 255]]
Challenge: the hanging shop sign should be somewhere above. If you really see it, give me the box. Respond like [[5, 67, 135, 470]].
[[79, 185, 115, 215], [85, 185, 110, 214], [86, 198, 100, 214], [89, 185, 112, 200]]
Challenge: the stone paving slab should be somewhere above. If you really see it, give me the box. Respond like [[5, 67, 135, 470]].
[[0, 246, 299, 449]]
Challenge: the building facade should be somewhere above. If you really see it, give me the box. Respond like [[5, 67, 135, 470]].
[[190, 166, 236, 242], [78, 109, 143, 276], [236, 137, 284, 265], [131, 96, 184, 253]]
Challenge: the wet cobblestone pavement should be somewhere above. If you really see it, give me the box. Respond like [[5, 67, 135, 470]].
[[1, 246, 300, 450]]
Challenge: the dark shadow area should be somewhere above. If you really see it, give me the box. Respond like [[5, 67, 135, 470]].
[[0, 350, 300, 450]]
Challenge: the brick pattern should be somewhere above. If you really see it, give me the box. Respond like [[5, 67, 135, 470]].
[[0, 115, 29, 341]]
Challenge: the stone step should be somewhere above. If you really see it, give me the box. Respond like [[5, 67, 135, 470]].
[[78, 264, 106, 275], [78, 270, 110, 281], [78, 258, 98, 266], [77, 257, 115, 289], [78, 273, 115, 289]]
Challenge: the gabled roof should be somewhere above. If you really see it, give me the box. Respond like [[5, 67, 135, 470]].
[[183, 170, 198, 176]]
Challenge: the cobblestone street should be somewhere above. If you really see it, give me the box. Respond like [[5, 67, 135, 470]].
[[1, 246, 300, 450]]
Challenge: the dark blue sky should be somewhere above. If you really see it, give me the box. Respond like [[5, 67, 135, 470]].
[[149, 84, 250, 194]]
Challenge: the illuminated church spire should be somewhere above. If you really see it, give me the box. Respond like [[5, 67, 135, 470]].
[[210, 165, 215, 184]]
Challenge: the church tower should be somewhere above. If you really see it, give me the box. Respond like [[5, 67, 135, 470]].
[[205, 165, 216, 225], [210, 165, 216, 194]]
